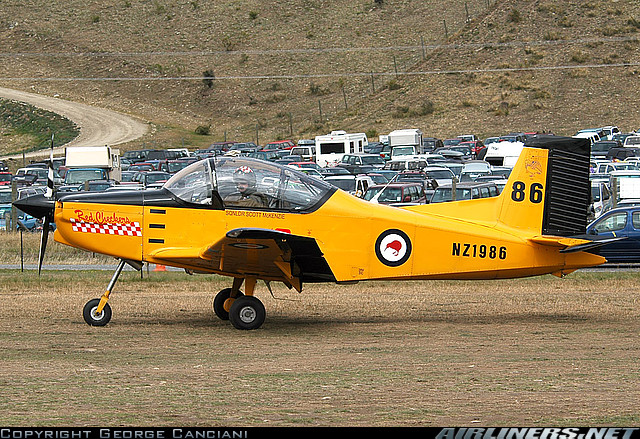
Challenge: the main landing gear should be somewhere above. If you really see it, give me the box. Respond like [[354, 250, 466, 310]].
[[82, 259, 142, 327], [213, 277, 266, 330]]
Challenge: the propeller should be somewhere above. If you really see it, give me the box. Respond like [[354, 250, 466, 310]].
[[36, 135, 56, 274]]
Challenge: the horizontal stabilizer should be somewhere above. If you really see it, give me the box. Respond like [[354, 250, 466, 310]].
[[528, 235, 627, 253], [558, 236, 627, 253]]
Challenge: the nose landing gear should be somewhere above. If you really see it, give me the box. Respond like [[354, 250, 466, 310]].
[[82, 259, 142, 326]]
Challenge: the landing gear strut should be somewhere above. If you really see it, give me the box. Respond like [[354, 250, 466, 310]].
[[213, 277, 266, 330], [82, 259, 142, 326]]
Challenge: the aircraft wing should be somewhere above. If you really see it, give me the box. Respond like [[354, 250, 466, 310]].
[[149, 228, 335, 290]]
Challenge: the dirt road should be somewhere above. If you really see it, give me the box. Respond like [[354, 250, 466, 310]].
[[0, 86, 149, 159]]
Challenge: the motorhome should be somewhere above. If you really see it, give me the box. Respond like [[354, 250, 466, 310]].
[[314, 130, 368, 167]]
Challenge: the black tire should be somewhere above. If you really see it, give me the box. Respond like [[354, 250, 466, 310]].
[[229, 296, 266, 330], [213, 288, 243, 320], [83, 298, 112, 326]]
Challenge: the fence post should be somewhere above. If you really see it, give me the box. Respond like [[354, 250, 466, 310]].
[[10, 179, 17, 233]]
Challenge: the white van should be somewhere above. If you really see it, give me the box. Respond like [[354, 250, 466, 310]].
[[290, 146, 316, 161]]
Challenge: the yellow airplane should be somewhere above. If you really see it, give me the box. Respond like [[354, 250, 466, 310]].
[[15, 135, 614, 330]]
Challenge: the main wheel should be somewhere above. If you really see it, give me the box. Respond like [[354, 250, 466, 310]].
[[213, 288, 243, 320], [83, 298, 112, 326], [229, 296, 266, 330]]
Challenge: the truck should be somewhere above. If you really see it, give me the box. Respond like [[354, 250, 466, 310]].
[[314, 130, 368, 167], [64, 146, 121, 182], [387, 129, 423, 159]]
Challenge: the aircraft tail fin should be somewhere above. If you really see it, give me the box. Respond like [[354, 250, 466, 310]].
[[496, 135, 591, 236]]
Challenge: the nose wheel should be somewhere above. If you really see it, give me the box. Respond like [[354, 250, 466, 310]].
[[82, 259, 142, 327], [83, 298, 112, 326]]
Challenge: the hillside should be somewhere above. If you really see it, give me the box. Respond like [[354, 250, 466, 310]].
[[1, 0, 639, 152]]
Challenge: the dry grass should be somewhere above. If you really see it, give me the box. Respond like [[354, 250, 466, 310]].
[[1, 269, 639, 426], [0, 231, 113, 265]]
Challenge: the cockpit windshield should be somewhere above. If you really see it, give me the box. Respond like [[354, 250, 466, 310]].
[[163, 157, 335, 212], [163, 159, 213, 205]]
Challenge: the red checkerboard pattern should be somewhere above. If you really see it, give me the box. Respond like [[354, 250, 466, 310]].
[[71, 218, 142, 237]]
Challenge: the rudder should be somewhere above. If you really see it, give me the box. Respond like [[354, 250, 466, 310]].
[[498, 135, 590, 236]]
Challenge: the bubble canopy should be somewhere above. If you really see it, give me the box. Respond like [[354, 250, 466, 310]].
[[163, 157, 336, 212]]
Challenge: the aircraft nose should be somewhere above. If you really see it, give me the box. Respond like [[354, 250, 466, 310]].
[[13, 194, 55, 220]]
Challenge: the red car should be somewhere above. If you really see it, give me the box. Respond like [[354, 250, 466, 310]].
[[262, 140, 295, 151], [459, 140, 486, 156], [0, 172, 12, 186]]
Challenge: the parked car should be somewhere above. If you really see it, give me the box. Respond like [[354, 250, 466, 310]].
[[607, 147, 640, 161], [248, 150, 280, 162], [275, 155, 303, 165], [135, 171, 171, 188], [324, 175, 356, 194], [591, 180, 612, 219], [14, 167, 62, 186], [127, 163, 154, 173], [590, 141, 618, 159], [364, 141, 384, 154], [443, 138, 462, 147], [585, 206, 640, 262], [422, 137, 444, 152], [459, 140, 485, 157], [499, 133, 526, 143], [0, 188, 12, 226], [611, 133, 634, 146], [287, 162, 322, 171], [0, 188, 47, 232], [81, 180, 119, 192], [337, 153, 385, 174], [459, 160, 492, 182], [623, 135, 640, 147], [434, 148, 466, 162], [318, 166, 351, 177], [400, 166, 455, 187], [363, 182, 427, 205], [0, 172, 12, 186], [262, 140, 295, 151], [430, 181, 500, 203], [595, 161, 638, 174], [290, 146, 316, 162], [122, 149, 154, 163]]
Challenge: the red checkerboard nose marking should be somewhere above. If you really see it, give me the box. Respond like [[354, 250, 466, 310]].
[[71, 218, 142, 237]]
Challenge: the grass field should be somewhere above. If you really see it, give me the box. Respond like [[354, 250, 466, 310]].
[[1, 262, 639, 426]]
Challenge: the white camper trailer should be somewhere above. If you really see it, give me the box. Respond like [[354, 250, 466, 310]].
[[483, 141, 524, 168], [315, 130, 368, 167]]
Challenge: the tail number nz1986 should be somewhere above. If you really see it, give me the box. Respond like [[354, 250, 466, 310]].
[[452, 243, 507, 260]]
